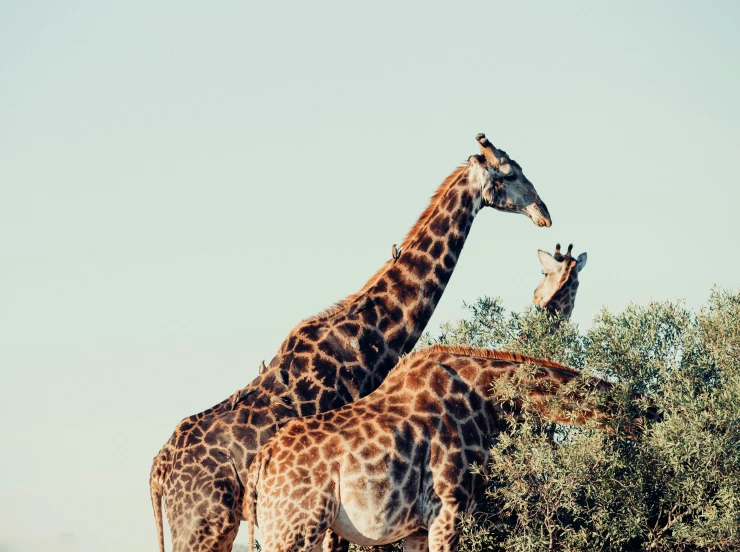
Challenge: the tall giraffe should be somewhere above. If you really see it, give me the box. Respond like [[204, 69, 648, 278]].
[[533, 243, 587, 320], [150, 133, 552, 552], [243, 345, 622, 552]]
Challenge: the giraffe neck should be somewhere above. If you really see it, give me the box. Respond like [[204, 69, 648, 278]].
[[384, 346, 611, 430], [360, 166, 483, 351], [259, 163, 486, 406], [544, 277, 579, 321]]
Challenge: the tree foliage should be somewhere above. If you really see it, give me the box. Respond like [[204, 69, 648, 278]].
[[422, 288, 740, 551]]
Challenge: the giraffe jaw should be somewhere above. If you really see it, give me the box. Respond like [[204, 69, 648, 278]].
[[534, 216, 552, 228]]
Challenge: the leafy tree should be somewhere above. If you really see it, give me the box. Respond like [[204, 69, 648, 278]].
[[437, 288, 739, 551]]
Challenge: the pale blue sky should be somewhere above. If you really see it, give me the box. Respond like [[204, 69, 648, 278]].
[[1, 2, 739, 551]]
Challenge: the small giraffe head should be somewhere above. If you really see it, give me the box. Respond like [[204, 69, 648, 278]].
[[533, 243, 587, 319], [471, 133, 552, 227]]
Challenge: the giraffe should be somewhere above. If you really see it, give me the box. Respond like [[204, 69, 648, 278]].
[[150, 133, 552, 552], [533, 243, 587, 320], [243, 345, 623, 552]]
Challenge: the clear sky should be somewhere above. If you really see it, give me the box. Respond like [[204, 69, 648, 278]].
[[1, 1, 739, 551]]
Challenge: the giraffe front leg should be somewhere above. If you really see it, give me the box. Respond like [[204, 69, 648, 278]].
[[262, 520, 329, 552], [426, 506, 461, 552], [402, 535, 429, 552], [319, 531, 400, 552], [283, 491, 341, 552], [320, 530, 395, 552], [321, 530, 349, 552], [165, 472, 242, 552]]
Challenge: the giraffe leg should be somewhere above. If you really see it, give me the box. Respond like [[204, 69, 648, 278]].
[[321, 531, 349, 552], [320, 532, 399, 552], [170, 500, 240, 552], [263, 524, 328, 552], [260, 490, 340, 552], [166, 469, 242, 552], [402, 535, 429, 552], [426, 506, 461, 552], [215, 522, 240, 552]]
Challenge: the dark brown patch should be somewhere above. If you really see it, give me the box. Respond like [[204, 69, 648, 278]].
[[429, 213, 451, 237], [414, 391, 443, 415]]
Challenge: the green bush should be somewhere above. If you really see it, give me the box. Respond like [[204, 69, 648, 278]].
[[429, 288, 740, 551]]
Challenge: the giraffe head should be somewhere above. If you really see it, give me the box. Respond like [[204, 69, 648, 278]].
[[471, 133, 552, 227], [533, 243, 587, 319]]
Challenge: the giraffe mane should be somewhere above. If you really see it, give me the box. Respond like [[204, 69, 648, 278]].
[[413, 344, 614, 392], [397, 164, 469, 250], [302, 163, 470, 324], [410, 344, 582, 375]]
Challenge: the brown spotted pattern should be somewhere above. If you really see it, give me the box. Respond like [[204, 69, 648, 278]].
[[244, 346, 612, 552], [150, 134, 552, 552]]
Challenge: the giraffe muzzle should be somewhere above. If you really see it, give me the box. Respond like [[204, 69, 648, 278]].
[[524, 201, 552, 227]]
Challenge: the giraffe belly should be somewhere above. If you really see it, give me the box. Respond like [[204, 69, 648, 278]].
[[330, 502, 420, 547], [329, 468, 422, 547]]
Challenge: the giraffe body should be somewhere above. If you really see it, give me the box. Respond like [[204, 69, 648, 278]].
[[245, 346, 612, 552], [150, 134, 552, 552]]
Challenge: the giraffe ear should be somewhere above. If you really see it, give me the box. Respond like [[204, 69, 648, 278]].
[[537, 250, 560, 273], [575, 252, 587, 272]]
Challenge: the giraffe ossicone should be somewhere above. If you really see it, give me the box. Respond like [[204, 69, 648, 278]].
[[150, 133, 552, 552], [244, 345, 617, 552]]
